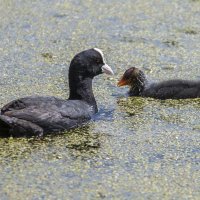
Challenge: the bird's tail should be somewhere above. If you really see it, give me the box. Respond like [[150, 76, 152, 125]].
[[0, 115, 13, 137], [0, 115, 43, 137]]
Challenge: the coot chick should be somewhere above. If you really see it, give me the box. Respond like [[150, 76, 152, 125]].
[[118, 67, 200, 99], [0, 48, 114, 137]]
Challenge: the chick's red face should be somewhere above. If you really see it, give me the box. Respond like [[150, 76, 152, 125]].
[[117, 67, 137, 87]]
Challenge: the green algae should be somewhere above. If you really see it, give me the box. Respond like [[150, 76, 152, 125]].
[[163, 40, 179, 48], [178, 27, 199, 35], [0, 0, 200, 199]]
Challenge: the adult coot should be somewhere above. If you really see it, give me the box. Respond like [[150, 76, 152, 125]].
[[0, 48, 114, 137], [118, 67, 200, 99]]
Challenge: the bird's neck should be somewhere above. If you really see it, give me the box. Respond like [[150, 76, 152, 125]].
[[129, 71, 147, 96], [68, 74, 97, 112]]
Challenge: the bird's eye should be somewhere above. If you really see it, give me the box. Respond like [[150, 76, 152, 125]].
[[96, 59, 101, 64]]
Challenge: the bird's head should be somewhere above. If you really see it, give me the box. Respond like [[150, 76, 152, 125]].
[[117, 67, 142, 87], [69, 48, 114, 78]]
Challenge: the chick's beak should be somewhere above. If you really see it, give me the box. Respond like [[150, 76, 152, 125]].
[[117, 77, 129, 87], [102, 64, 114, 75]]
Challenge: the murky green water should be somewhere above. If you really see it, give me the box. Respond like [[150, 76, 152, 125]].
[[0, 0, 200, 199]]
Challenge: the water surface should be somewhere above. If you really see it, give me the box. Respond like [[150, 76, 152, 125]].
[[0, 0, 200, 199]]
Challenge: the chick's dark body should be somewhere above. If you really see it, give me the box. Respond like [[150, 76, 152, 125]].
[[141, 79, 200, 100]]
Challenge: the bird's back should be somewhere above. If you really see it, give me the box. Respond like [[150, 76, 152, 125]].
[[0, 96, 95, 136]]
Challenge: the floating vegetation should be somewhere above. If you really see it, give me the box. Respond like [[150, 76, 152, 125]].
[[0, 0, 200, 199], [179, 27, 198, 35], [41, 52, 54, 60], [163, 40, 179, 47]]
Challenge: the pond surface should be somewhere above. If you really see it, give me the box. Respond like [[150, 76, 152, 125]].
[[0, 0, 200, 199]]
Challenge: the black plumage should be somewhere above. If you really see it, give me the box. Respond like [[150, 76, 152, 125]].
[[0, 48, 114, 137], [118, 67, 200, 99]]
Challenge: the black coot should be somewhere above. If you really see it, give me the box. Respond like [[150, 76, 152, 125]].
[[118, 67, 200, 99], [0, 48, 114, 137]]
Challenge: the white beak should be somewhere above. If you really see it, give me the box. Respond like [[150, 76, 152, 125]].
[[102, 64, 114, 75]]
